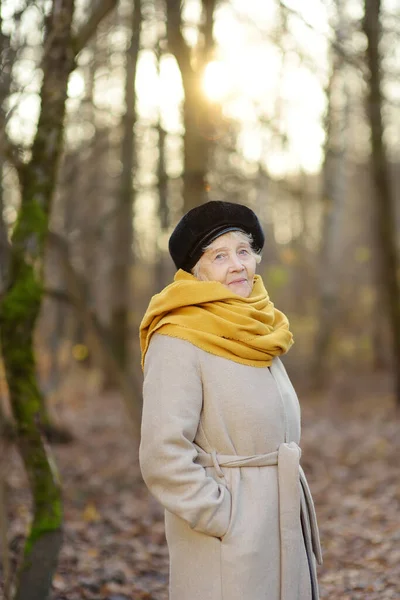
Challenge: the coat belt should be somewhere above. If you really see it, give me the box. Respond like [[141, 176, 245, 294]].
[[195, 442, 322, 600]]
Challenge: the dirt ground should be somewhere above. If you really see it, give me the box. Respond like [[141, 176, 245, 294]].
[[3, 367, 400, 599]]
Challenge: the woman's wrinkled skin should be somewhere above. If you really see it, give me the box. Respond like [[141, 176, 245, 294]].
[[194, 231, 258, 298]]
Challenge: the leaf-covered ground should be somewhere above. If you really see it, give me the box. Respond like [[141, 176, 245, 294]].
[[2, 368, 400, 599]]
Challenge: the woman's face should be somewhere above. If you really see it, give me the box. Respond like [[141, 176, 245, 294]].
[[195, 232, 257, 298]]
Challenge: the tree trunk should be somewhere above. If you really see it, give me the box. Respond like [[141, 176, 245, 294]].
[[363, 0, 400, 404], [75, 36, 101, 370], [0, 158, 9, 301], [311, 6, 350, 389], [0, 413, 11, 600], [0, 11, 14, 300], [166, 0, 216, 213], [155, 121, 172, 291], [111, 0, 142, 369], [0, 1, 75, 596], [154, 41, 173, 291]]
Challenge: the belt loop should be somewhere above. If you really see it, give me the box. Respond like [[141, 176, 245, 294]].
[[211, 450, 224, 478]]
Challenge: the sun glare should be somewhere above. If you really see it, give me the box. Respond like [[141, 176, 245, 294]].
[[201, 4, 328, 175], [68, 71, 85, 99], [202, 61, 231, 101], [4, 0, 329, 178]]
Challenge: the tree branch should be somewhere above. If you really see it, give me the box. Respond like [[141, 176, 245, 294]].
[[269, 0, 367, 76], [202, 0, 216, 54], [72, 0, 119, 57]]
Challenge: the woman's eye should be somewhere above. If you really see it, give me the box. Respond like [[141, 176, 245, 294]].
[[214, 253, 226, 260], [239, 248, 250, 256]]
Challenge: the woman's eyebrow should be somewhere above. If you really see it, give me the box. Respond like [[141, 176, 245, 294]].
[[207, 243, 250, 255], [207, 246, 230, 255]]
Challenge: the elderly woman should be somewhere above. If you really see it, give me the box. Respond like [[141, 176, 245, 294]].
[[139, 201, 322, 600]]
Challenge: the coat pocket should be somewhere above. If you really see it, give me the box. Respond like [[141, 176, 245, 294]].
[[204, 466, 235, 541], [218, 467, 235, 541], [204, 466, 232, 538]]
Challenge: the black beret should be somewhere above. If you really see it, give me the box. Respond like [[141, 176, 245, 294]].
[[169, 200, 265, 272]]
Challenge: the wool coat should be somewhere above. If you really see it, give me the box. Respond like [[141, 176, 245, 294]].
[[139, 334, 322, 600]]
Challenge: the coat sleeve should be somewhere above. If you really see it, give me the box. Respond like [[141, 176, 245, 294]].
[[139, 334, 231, 538]]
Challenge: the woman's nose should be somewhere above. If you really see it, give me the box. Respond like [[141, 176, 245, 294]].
[[228, 254, 245, 271]]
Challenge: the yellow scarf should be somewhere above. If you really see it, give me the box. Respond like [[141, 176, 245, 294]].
[[140, 270, 294, 369]]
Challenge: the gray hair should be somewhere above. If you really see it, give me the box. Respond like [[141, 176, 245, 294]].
[[191, 230, 261, 279]]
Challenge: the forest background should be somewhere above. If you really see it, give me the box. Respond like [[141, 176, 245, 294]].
[[0, 0, 399, 599]]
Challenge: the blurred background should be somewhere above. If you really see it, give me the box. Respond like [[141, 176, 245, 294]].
[[2, 0, 400, 394], [0, 1, 399, 599]]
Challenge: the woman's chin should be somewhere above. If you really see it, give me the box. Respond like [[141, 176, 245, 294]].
[[226, 281, 251, 298]]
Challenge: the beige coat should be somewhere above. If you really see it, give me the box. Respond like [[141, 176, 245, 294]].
[[140, 334, 322, 600]]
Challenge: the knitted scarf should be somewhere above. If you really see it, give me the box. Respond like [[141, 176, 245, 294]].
[[140, 269, 294, 369]]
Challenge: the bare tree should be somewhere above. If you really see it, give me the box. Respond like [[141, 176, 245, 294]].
[[111, 0, 143, 369], [154, 38, 174, 291], [311, 2, 351, 388], [0, 1, 119, 598], [165, 0, 217, 212], [363, 0, 400, 405]]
